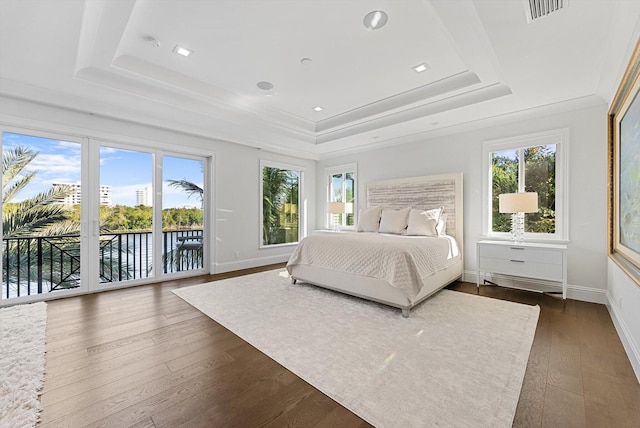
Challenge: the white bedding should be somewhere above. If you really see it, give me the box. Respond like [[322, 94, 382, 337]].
[[286, 232, 460, 303]]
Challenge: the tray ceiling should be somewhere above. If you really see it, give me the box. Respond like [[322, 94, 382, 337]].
[[1, 0, 638, 158]]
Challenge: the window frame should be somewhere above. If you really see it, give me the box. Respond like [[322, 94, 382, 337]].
[[259, 160, 305, 248], [324, 163, 357, 230], [482, 129, 569, 242]]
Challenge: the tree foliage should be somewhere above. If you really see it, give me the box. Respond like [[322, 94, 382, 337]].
[[98, 205, 203, 232], [262, 167, 299, 245], [491, 145, 556, 234]]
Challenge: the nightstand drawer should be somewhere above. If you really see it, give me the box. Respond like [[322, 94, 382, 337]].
[[479, 256, 564, 281], [479, 244, 562, 265]]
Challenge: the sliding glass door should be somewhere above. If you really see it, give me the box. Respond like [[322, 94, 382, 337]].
[[1, 127, 210, 304], [161, 155, 205, 274], [98, 145, 154, 286], [1, 130, 84, 301]]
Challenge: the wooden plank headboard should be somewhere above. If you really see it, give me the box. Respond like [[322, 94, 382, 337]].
[[366, 172, 464, 252]]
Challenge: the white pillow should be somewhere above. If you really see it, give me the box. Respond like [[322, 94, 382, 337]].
[[357, 206, 382, 232], [379, 207, 411, 234], [406, 207, 443, 236], [436, 213, 448, 236]]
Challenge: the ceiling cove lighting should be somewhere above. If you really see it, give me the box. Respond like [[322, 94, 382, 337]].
[[313, 106, 324, 112], [173, 45, 192, 57], [363, 10, 388, 30], [413, 63, 429, 73]]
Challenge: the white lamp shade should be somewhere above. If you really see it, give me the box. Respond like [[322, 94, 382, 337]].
[[328, 201, 345, 214], [499, 192, 538, 213]]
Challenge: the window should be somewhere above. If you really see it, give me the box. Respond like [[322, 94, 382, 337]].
[[325, 164, 357, 229], [483, 129, 568, 241], [261, 161, 303, 246]]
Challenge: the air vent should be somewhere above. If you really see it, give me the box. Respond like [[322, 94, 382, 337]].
[[525, 0, 567, 23]]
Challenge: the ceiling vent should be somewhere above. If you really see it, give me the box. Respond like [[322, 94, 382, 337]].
[[524, 0, 567, 23]]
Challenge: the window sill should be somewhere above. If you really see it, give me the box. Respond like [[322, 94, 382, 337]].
[[259, 242, 299, 250], [481, 235, 570, 245]]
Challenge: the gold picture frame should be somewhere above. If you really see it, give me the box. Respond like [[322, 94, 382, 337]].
[[609, 37, 640, 287]]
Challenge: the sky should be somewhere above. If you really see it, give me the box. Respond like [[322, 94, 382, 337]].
[[3, 132, 204, 209]]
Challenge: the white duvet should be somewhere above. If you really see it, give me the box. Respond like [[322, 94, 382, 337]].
[[286, 232, 460, 300]]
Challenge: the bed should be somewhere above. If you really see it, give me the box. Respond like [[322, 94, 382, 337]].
[[287, 172, 464, 317]]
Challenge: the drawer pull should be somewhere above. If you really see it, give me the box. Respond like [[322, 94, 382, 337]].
[[510, 259, 525, 263], [510, 247, 525, 250]]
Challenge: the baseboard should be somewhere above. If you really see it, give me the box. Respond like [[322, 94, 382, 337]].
[[463, 270, 607, 304], [606, 292, 640, 383], [215, 254, 290, 274]]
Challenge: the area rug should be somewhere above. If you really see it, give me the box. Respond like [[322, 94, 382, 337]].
[[173, 270, 539, 427], [0, 301, 47, 428]]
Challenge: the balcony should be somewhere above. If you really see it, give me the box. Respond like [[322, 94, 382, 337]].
[[2, 229, 203, 299]]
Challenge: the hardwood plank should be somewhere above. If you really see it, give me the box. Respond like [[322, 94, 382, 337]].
[[150, 357, 295, 427], [546, 341, 583, 395], [582, 368, 640, 413], [513, 341, 549, 428], [42, 327, 232, 392], [585, 401, 638, 428], [87, 346, 282, 428], [541, 385, 586, 428]]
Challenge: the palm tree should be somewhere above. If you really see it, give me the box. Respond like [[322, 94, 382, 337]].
[[2, 146, 79, 294], [3, 146, 76, 238], [167, 179, 203, 208]]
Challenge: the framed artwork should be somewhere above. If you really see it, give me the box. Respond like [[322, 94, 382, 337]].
[[609, 38, 640, 286]]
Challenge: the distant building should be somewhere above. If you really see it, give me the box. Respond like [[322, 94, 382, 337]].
[[52, 182, 112, 206], [136, 187, 152, 206], [99, 185, 112, 206]]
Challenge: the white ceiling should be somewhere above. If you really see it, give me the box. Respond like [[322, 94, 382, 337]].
[[1, 0, 639, 159]]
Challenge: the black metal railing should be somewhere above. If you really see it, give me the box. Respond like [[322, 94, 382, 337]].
[[2, 229, 203, 299]]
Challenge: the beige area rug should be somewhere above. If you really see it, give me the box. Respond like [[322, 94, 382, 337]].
[[173, 270, 539, 427], [0, 301, 47, 427]]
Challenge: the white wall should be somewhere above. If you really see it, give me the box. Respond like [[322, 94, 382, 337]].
[[608, 259, 640, 381], [317, 103, 609, 301], [0, 96, 315, 275]]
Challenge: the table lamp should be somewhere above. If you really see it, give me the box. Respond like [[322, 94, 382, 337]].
[[499, 192, 538, 243]]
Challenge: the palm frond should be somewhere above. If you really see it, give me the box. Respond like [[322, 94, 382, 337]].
[[17, 185, 73, 210], [2, 146, 38, 191], [3, 171, 37, 203], [167, 179, 203, 200], [3, 203, 72, 238]]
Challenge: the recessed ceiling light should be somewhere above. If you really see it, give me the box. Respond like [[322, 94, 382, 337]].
[[257, 81, 274, 91], [300, 57, 313, 65], [413, 63, 429, 73], [363, 10, 388, 30], [313, 106, 323, 112], [173, 45, 192, 57]]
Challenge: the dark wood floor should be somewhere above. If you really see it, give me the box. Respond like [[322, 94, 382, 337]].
[[37, 265, 639, 427]]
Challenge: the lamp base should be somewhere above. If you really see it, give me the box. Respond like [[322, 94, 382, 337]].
[[510, 212, 525, 243]]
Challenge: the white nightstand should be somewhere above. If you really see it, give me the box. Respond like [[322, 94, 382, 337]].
[[477, 240, 567, 300]]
